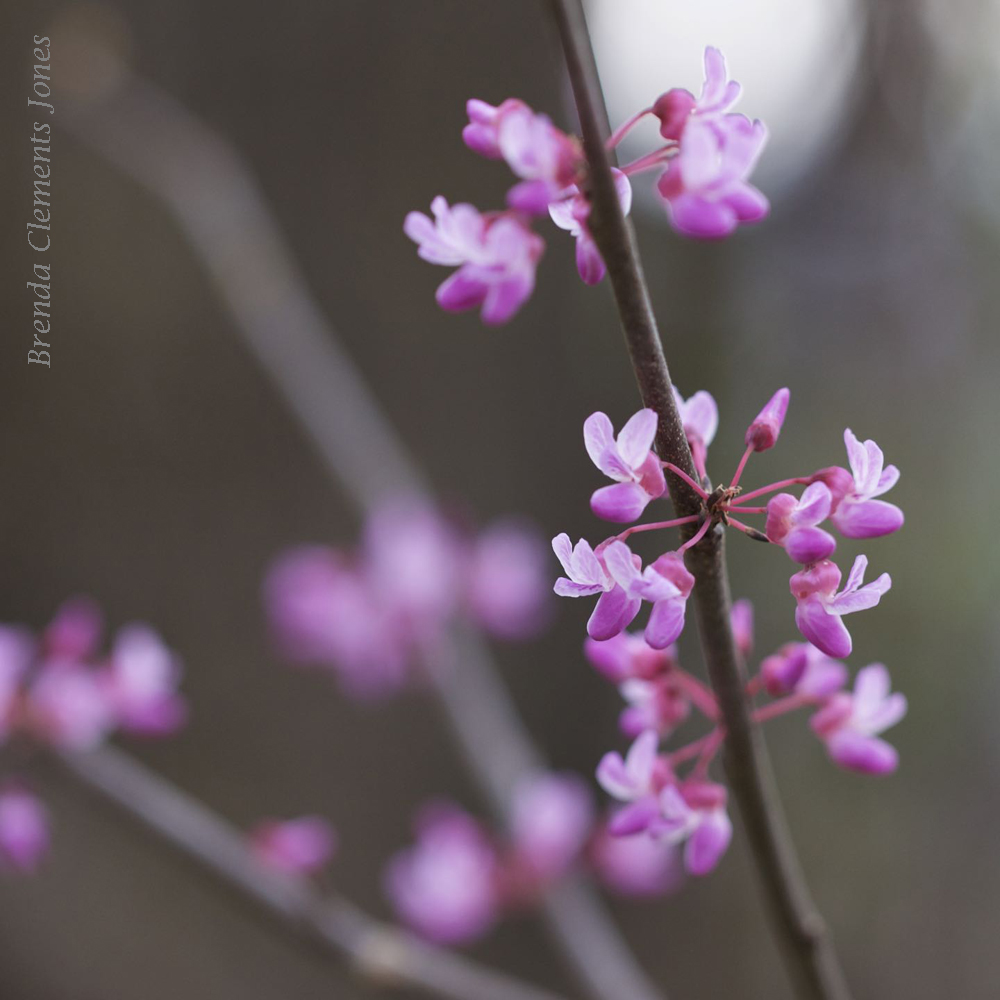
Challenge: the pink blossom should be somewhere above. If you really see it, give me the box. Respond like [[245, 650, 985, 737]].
[[583, 410, 666, 523], [28, 661, 113, 750], [602, 543, 695, 649], [250, 816, 337, 875], [618, 675, 690, 738], [511, 772, 594, 879], [583, 631, 674, 684], [462, 98, 528, 159], [745, 387, 790, 453], [0, 786, 48, 873], [42, 597, 102, 661], [591, 824, 683, 898], [791, 556, 892, 659], [826, 430, 904, 539], [811, 665, 906, 775], [552, 534, 641, 641], [103, 625, 186, 736], [766, 482, 837, 565], [495, 104, 582, 214], [730, 599, 754, 659], [652, 782, 732, 877], [466, 522, 550, 640], [657, 114, 769, 239], [652, 47, 743, 141], [597, 730, 664, 836], [549, 169, 632, 285], [404, 197, 544, 324], [671, 387, 718, 477], [385, 803, 499, 945], [264, 547, 410, 698], [760, 643, 848, 697]]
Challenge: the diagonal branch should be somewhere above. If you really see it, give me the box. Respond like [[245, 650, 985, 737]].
[[546, 3, 853, 999], [62, 46, 662, 1000], [54, 745, 565, 1000]]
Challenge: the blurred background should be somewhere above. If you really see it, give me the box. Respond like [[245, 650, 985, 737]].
[[1, 0, 998, 996]]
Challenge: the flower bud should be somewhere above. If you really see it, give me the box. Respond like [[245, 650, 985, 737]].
[[745, 388, 789, 452]]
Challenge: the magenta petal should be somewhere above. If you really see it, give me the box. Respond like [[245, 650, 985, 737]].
[[590, 483, 651, 523], [684, 811, 732, 876], [666, 194, 737, 239], [506, 179, 557, 215], [587, 587, 641, 642], [435, 270, 487, 313], [832, 500, 904, 539], [785, 526, 837, 565], [644, 597, 686, 649], [608, 796, 660, 836], [827, 731, 899, 775], [727, 182, 770, 223], [795, 598, 852, 659], [576, 235, 606, 285]]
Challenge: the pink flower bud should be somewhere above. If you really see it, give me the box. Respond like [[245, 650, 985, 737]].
[[745, 387, 789, 452]]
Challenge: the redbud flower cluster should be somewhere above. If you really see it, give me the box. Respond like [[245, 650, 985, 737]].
[[0, 599, 187, 873], [264, 499, 550, 699], [405, 48, 768, 324], [383, 771, 684, 945], [555, 387, 906, 875]]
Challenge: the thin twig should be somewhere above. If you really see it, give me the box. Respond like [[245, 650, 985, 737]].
[[54, 745, 565, 1000], [63, 56, 662, 1000], [546, 3, 852, 999]]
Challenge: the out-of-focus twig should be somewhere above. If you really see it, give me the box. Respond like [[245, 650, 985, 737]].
[[55, 745, 565, 1000], [62, 41, 663, 1000], [545, 3, 852, 1000]]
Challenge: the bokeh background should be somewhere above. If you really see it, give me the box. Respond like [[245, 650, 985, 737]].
[[1, 0, 998, 997]]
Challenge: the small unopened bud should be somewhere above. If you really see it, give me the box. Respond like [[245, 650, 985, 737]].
[[745, 388, 790, 452], [651, 88, 696, 140]]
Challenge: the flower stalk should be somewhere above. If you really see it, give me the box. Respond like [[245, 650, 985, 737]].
[[546, 2, 852, 997]]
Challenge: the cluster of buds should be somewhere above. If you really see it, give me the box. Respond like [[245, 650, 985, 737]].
[[264, 499, 550, 699], [0, 599, 187, 873], [405, 48, 768, 324], [554, 387, 906, 874], [383, 770, 684, 945]]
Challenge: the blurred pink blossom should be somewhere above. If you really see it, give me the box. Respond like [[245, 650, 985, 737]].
[[250, 816, 337, 875], [0, 786, 48, 873], [511, 772, 594, 879]]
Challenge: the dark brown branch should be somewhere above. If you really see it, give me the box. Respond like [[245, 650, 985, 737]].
[[54, 746, 566, 1000], [547, 3, 852, 999]]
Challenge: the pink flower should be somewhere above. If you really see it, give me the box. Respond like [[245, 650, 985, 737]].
[[583, 631, 674, 684], [264, 547, 410, 698], [671, 387, 718, 478], [766, 482, 837, 565], [811, 665, 906, 775], [404, 197, 544, 324], [385, 803, 499, 945], [760, 643, 848, 697], [250, 816, 337, 875], [42, 597, 102, 661], [0, 786, 48, 873], [617, 675, 690, 737], [28, 661, 113, 750], [657, 114, 769, 239], [826, 430, 904, 539], [730, 599, 754, 658], [583, 410, 666, 523], [511, 772, 594, 879], [652, 782, 732, 877], [102, 625, 186, 736], [745, 387, 790, 453], [602, 543, 695, 649], [591, 824, 683, 898], [552, 534, 641, 641], [462, 98, 529, 159], [791, 556, 892, 659], [549, 169, 632, 285], [597, 730, 664, 835], [466, 522, 550, 640], [652, 47, 743, 141]]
